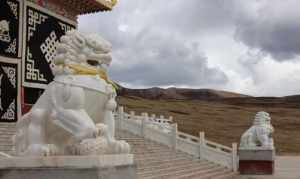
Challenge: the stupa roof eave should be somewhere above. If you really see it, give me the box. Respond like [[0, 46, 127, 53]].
[[61, 0, 113, 15]]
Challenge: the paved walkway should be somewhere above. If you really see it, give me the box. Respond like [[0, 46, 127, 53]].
[[235, 156, 300, 179]]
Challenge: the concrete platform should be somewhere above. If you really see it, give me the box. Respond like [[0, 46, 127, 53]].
[[234, 156, 300, 179], [239, 149, 275, 175], [0, 154, 137, 179]]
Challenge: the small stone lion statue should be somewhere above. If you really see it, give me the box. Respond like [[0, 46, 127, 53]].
[[13, 30, 130, 156], [239, 111, 274, 149]]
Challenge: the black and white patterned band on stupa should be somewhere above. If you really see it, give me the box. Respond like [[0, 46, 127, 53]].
[[23, 2, 76, 89], [0, 59, 20, 122], [0, 0, 21, 58]]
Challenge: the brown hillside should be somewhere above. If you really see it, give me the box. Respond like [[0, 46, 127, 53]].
[[116, 94, 300, 154], [117, 86, 250, 100]]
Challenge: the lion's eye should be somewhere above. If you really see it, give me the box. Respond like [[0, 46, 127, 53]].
[[87, 60, 99, 66]]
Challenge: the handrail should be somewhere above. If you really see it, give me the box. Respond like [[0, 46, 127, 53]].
[[177, 131, 199, 143], [0, 152, 12, 158], [122, 110, 233, 154], [116, 106, 238, 171], [205, 139, 233, 153]]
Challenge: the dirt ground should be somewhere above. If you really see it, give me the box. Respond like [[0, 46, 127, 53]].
[[117, 96, 300, 154]]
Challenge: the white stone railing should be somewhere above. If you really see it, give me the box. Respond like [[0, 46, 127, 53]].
[[115, 106, 238, 172]]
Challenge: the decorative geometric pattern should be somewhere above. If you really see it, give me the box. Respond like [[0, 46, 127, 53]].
[[23, 2, 76, 88], [59, 22, 74, 32], [2, 66, 16, 88], [1, 99, 15, 120], [5, 38, 16, 54], [0, 20, 11, 43], [40, 31, 59, 70], [0, 0, 21, 58], [26, 48, 47, 82], [7, 1, 18, 19], [27, 8, 48, 40], [0, 60, 19, 122]]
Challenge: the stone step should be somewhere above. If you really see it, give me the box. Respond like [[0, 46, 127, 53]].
[[130, 143, 171, 149], [0, 134, 15, 138], [0, 150, 15, 156], [132, 147, 173, 154], [127, 140, 166, 146], [135, 155, 186, 165], [116, 130, 236, 178], [0, 127, 16, 131], [186, 169, 233, 179], [138, 160, 212, 177], [0, 150, 14, 154], [129, 141, 168, 146], [0, 131, 15, 134], [136, 156, 190, 168], [0, 141, 14, 145], [128, 142, 165, 148], [0, 123, 16, 126], [117, 137, 144, 141], [132, 146, 171, 152], [0, 142, 13, 146], [0, 136, 13, 140], [175, 166, 228, 179], [212, 171, 238, 179], [0, 130, 15, 134], [133, 148, 174, 155], [141, 162, 219, 179], [137, 157, 202, 172], [134, 152, 188, 163], [134, 150, 189, 159], [0, 145, 13, 151]]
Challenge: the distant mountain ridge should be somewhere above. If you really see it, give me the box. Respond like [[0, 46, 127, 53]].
[[116, 86, 250, 100], [116, 85, 300, 104]]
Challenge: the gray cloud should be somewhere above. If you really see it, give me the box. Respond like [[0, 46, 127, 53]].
[[109, 32, 228, 86], [79, 0, 229, 88], [234, 0, 300, 61], [78, 0, 300, 96]]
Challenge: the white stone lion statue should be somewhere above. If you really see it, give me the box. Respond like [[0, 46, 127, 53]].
[[13, 30, 130, 156], [239, 111, 274, 149]]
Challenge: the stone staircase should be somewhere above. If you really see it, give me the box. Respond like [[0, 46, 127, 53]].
[[0, 123, 16, 155], [116, 130, 237, 179], [0, 123, 237, 178]]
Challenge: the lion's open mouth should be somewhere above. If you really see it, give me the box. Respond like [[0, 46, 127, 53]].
[[87, 59, 100, 66]]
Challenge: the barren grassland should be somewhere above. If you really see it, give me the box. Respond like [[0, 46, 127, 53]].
[[117, 96, 300, 154]]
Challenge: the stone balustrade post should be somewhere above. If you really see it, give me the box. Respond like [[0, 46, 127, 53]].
[[151, 114, 156, 121], [232, 143, 238, 172], [159, 115, 165, 123], [117, 106, 124, 130], [140, 112, 144, 136], [172, 123, 178, 150], [130, 111, 135, 119], [141, 113, 148, 137], [169, 116, 173, 122], [199, 132, 205, 159]]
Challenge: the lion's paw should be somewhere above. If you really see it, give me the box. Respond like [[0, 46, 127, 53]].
[[94, 123, 109, 138], [25, 144, 59, 156], [110, 140, 130, 154]]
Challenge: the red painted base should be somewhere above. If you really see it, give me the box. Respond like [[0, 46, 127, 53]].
[[239, 160, 274, 175]]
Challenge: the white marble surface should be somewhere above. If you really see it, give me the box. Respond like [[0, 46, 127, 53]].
[[14, 30, 130, 156], [0, 154, 134, 169], [240, 111, 274, 150]]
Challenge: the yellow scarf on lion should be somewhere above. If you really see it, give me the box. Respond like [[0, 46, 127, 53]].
[[65, 63, 118, 90]]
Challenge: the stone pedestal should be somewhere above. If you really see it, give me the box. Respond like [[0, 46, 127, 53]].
[[0, 154, 137, 179], [239, 149, 275, 175]]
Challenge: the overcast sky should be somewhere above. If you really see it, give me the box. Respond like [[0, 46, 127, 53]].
[[79, 0, 300, 97]]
